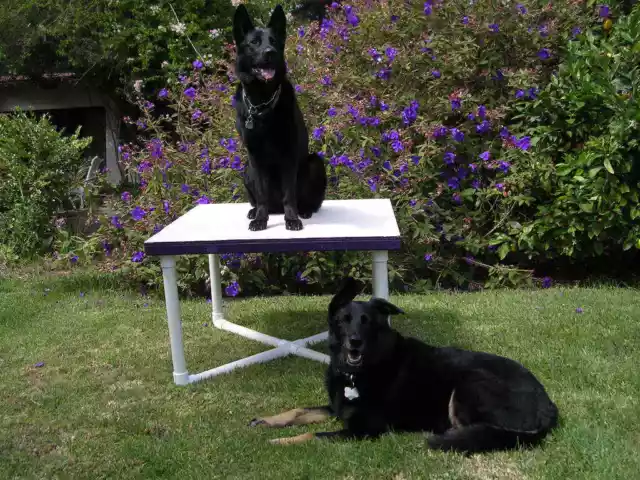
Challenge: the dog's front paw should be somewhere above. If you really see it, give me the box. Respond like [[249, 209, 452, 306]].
[[249, 219, 268, 231], [299, 212, 312, 219], [248, 417, 267, 427], [247, 208, 257, 220], [285, 218, 303, 231]]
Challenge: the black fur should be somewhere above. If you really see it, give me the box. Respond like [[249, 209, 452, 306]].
[[233, 4, 327, 231], [256, 278, 559, 454]]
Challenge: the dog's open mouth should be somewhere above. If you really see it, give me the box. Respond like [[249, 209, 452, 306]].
[[347, 351, 363, 366], [253, 67, 276, 81]]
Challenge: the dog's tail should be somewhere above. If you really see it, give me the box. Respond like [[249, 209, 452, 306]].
[[427, 405, 558, 454], [427, 424, 553, 454]]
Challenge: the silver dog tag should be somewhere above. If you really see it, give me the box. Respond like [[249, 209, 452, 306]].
[[245, 116, 254, 129], [344, 386, 359, 400]]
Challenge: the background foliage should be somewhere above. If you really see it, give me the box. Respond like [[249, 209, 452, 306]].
[[0, 110, 91, 259], [52, 0, 640, 297]]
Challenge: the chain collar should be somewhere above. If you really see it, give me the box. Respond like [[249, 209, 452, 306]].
[[242, 85, 282, 129]]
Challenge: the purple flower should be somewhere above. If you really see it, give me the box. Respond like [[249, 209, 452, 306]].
[[516, 136, 531, 151], [571, 26, 582, 38], [471, 179, 481, 189], [163, 200, 170, 214], [312, 126, 325, 140], [181, 184, 190, 194], [321, 75, 332, 86], [296, 271, 308, 284], [184, 87, 197, 99], [328, 107, 338, 117], [111, 216, 123, 229], [476, 120, 491, 134], [225, 281, 240, 297], [34, 362, 45, 368], [385, 47, 398, 62], [500, 126, 511, 138], [383, 160, 392, 170], [448, 177, 460, 189], [70, 255, 79, 264], [433, 126, 448, 138], [451, 128, 464, 142], [298, 26, 305, 38], [515, 89, 525, 99], [598, 4, 609, 17], [489, 23, 499, 33], [409, 199, 417, 207], [132, 251, 145, 263], [576, 307, 584, 313], [499, 161, 511, 173], [516, 3, 527, 14], [424, 2, 432, 15], [424, 253, 433, 262], [196, 195, 211, 204], [431, 70, 441, 78], [411, 155, 420, 165], [150, 138, 163, 158], [450, 98, 462, 111], [443, 152, 456, 165], [121, 192, 132, 203], [461, 16, 469, 25], [131, 207, 146, 221], [193, 59, 203, 70], [477, 105, 486, 119], [192, 109, 202, 121], [495, 183, 505, 192], [452, 192, 462, 204], [542, 277, 553, 288], [538, 48, 551, 60], [158, 88, 168, 98]]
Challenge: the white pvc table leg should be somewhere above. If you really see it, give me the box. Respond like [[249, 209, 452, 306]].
[[208, 254, 224, 322], [372, 250, 390, 325], [160, 256, 189, 385], [372, 250, 389, 299]]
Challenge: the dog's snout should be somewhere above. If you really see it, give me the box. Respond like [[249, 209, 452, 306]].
[[348, 337, 362, 349]]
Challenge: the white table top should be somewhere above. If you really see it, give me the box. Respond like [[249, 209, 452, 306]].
[[144, 199, 401, 255]]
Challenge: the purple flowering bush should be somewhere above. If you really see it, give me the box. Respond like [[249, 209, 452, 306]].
[[489, 5, 640, 261], [75, 0, 602, 294]]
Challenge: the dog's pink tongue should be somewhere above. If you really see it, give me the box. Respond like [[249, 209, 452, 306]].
[[260, 68, 275, 80]]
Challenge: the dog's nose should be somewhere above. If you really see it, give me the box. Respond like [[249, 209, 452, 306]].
[[349, 337, 362, 349], [263, 47, 276, 61]]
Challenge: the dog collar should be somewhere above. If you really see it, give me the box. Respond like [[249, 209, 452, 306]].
[[343, 373, 359, 400], [242, 85, 282, 129]]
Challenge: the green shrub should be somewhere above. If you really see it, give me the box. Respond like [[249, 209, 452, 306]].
[[492, 6, 640, 260], [79, 0, 599, 295], [0, 110, 91, 258]]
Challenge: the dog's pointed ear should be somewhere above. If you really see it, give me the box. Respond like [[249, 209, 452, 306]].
[[329, 277, 361, 316], [233, 4, 254, 46], [368, 298, 404, 316], [267, 4, 287, 43]]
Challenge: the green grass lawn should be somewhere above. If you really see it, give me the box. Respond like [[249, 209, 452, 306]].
[[1, 271, 639, 479]]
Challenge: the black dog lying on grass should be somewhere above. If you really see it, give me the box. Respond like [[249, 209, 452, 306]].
[[233, 4, 327, 231], [250, 278, 559, 454]]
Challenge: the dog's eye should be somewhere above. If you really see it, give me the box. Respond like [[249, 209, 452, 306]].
[[251, 38, 260, 45], [360, 315, 368, 324], [269, 36, 276, 44]]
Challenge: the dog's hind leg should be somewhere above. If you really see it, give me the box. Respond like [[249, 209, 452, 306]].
[[249, 406, 333, 428]]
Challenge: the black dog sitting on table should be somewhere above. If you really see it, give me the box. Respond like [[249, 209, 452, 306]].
[[249, 277, 559, 454], [233, 4, 327, 231]]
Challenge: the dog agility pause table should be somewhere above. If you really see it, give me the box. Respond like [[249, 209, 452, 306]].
[[144, 199, 401, 386]]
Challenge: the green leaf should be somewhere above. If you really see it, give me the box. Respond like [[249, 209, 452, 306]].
[[593, 242, 604, 256], [579, 203, 594, 213], [604, 158, 615, 174], [497, 243, 510, 260]]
